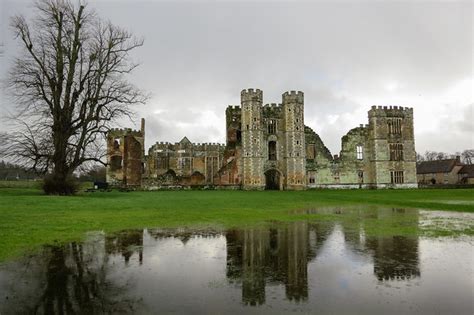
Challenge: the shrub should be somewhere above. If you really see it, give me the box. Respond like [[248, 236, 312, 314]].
[[42, 175, 79, 195]]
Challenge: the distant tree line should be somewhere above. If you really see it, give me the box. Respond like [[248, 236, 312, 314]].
[[416, 149, 473, 164], [0, 160, 105, 182], [0, 160, 39, 180]]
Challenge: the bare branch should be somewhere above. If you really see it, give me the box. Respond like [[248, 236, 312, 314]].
[[3, 0, 147, 194]]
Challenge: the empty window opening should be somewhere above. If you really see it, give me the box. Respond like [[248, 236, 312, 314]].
[[268, 141, 277, 160], [358, 170, 364, 183], [156, 157, 169, 169], [389, 143, 403, 161], [388, 118, 402, 135], [390, 171, 404, 184], [113, 138, 121, 150], [267, 119, 276, 134], [110, 156, 122, 171], [356, 145, 363, 160], [309, 177, 315, 184]]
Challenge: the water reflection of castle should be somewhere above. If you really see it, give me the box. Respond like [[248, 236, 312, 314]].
[[1, 209, 422, 313], [226, 222, 325, 305], [226, 208, 421, 305]]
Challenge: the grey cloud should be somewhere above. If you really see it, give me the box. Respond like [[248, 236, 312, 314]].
[[0, 0, 472, 154]]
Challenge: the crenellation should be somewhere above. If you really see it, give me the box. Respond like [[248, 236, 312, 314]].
[[107, 89, 417, 190]]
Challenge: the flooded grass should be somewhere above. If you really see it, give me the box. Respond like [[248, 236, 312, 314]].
[[1, 219, 473, 314], [0, 188, 473, 262]]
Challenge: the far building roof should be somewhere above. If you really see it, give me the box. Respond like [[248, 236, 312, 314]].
[[416, 158, 462, 174], [458, 165, 474, 178]]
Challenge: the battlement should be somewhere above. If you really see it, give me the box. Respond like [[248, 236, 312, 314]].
[[241, 88, 263, 102], [226, 105, 241, 111], [108, 128, 143, 137], [263, 103, 282, 108], [150, 141, 225, 152], [369, 105, 413, 117], [282, 90, 304, 104]]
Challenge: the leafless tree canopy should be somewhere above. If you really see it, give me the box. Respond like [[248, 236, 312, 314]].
[[4, 0, 146, 191], [416, 149, 474, 164]]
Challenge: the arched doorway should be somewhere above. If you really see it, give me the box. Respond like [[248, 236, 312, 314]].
[[265, 169, 280, 190]]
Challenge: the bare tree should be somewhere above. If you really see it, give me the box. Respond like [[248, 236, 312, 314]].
[[461, 149, 474, 164], [423, 151, 449, 161], [3, 0, 147, 194], [415, 152, 425, 163]]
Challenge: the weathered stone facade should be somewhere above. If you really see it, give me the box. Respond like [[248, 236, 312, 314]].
[[106, 119, 145, 187], [106, 89, 418, 189], [145, 137, 224, 187]]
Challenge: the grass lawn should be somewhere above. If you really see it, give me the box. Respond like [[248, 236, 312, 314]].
[[0, 187, 473, 262]]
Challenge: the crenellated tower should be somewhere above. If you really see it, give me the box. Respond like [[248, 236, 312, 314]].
[[282, 91, 306, 190], [241, 88, 265, 189], [106, 121, 145, 187], [368, 106, 416, 187]]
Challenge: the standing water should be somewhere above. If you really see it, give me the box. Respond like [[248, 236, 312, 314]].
[[0, 207, 473, 314]]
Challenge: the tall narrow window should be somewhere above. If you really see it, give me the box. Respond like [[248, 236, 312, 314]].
[[388, 118, 402, 135], [390, 171, 404, 184], [389, 143, 404, 161], [267, 119, 276, 134], [356, 145, 363, 160], [268, 141, 277, 160], [156, 157, 169, 169], [358, 170, 364, 183]]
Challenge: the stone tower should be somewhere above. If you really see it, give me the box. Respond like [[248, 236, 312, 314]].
[[241, 89, 265, 189], [368, 106, 417, 187], [282, 91, 306, 190], [106, 119, 145, 187]]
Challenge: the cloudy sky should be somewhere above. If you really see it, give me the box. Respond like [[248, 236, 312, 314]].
[[0, 0, 472, 155]]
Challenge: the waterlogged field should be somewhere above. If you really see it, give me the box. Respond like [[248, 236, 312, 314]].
[[0, 188, 473, 313], [0, 188, 473, 262], [0, 209, 473, 314]]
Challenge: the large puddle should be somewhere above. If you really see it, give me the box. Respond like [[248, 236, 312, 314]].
[[1, 208, 473, 314]]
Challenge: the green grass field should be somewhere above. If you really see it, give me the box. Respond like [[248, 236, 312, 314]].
[[0, 187, 473, 262]]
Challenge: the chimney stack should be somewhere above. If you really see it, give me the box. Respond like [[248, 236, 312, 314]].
[[141, 118, 145, 135]]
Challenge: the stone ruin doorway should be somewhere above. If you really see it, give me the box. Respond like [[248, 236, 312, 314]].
[[265, 169, 281, 190]]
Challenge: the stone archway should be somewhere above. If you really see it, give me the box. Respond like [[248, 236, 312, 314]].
[[265, 169, 281, 190]]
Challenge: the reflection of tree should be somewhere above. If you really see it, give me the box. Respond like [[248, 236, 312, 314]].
[[226, 222, 319, 305], [366, 235, 420, 281], [105, 230, 143, 264], [3, 232, 145, 314], [336, 207, 421, 281], [35, 243, 105, 313], [148, 228, 220, 245], [367, 208, 420, 281]]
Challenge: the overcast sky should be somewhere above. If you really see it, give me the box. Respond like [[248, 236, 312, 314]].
[[0, 0, 472, 155]]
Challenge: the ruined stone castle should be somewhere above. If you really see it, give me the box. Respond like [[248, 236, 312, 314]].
[[106, 89, 417, 189]]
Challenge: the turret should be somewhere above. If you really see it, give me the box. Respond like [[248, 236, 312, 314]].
[[241, 88, 265, 189], [282, 91, 306, 189]]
